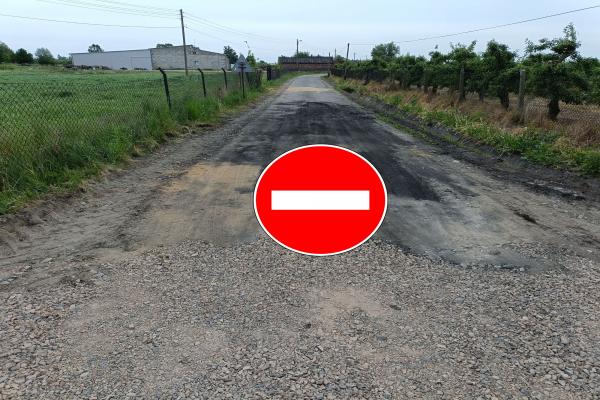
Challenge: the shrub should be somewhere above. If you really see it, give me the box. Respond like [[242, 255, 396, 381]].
[[14, 48, 33, 64]]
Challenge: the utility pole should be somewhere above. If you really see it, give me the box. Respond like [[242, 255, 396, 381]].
[[296, 38, 301, 71], [353, 52, 355, 61], [179, 9, 188, 76], [334, 48, 336, 58], [346, 43, 350, 60]]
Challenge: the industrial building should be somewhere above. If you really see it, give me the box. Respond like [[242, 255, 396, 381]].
[[278, 56, 333, 71], [71, 45, 229, 70]]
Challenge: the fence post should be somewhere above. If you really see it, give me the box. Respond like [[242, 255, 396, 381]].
[[197, 68, 207, 98], [518, 69, 527, 117], [240, 65, 246, 98], [221, 67, 228, 90], [458, 66, 466, 102], [158, 67, 171, 109]]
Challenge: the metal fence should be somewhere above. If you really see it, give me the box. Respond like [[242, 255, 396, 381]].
[[0, 68, 273, 196]]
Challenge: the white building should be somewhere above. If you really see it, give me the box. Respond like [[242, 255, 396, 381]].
[[71, 45, 229, 70], [71, 49, 151, 70]]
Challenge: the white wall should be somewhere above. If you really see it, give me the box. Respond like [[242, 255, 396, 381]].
[[150, 46, 229, 70], [71, 49, 152, 70]]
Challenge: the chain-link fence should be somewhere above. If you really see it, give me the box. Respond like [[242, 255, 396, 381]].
[[0, 68, 271, 207], [331, 67, 600, 133]]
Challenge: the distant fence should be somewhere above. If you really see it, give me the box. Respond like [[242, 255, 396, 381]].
[[0, 68, 281, 201], [330, 67, 600, 127]]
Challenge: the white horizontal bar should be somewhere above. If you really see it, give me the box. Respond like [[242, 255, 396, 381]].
[[271, 190, 370, 210]]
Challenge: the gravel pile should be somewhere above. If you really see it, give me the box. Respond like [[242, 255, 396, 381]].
[[1, 239, 599, 399]]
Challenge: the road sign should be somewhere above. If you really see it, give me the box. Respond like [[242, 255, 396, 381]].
[[233, 54, 254, 72], [254, 145, 387, 256]]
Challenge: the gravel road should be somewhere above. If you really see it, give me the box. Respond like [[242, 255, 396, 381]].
[[1, 75, 600, 399]]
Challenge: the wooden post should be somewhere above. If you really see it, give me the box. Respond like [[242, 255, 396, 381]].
[[179, 9, 188, 76], [518, 69, 527, 117], [343, 43, 350, 80], [241, 65, 246, 98], [458, 66, 466, 102]]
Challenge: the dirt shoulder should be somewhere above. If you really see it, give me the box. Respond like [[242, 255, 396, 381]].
[[0, 78, 295, 289]]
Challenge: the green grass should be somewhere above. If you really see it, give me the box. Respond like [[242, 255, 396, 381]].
[[0, 65, 289, 214], [332, 77, 600, 176]]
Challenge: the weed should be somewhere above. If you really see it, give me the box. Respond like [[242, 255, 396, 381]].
[[331, 77, 600, 176]]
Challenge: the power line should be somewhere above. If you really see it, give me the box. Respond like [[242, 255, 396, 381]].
[[185, 24, 243, 44], [93, 0, 175, 13], [184, 12, 283, 41], [185, 12, 330, 55], [185, 24, 286, 54], [349, 4, 600, 46], [44, 0, 176, 14], [398, 4, 600, 43], [36, 0, 178, 18], [0, 12, 178, 28]]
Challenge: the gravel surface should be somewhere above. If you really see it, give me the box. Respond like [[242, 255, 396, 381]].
[[2, 239, 599, 399], [2, 75, 600, 399]]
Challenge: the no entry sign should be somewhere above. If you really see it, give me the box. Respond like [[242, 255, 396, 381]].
[[254, 145, 387, 256]]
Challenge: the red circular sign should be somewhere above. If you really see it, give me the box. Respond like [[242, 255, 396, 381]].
[[254, 145, 387, 256]]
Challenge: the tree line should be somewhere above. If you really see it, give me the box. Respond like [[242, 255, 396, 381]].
[[335, 24, 600, 120], [0, 42, 265, 69], [0, 42, 73, 66]]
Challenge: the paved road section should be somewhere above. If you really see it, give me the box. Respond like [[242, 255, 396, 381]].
[[1, 75, 599, 398], [131, 75, 599, 270]]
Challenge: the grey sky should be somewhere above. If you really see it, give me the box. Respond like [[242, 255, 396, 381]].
[[1, 0, 599, 62]]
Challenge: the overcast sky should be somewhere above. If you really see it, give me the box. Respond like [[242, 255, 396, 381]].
[[1, 0, 599, 62]]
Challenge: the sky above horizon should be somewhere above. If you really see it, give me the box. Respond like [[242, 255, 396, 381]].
[[1, 0, 600, 62]]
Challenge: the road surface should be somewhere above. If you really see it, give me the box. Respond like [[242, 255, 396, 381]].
[[1, 75, 599, 399]]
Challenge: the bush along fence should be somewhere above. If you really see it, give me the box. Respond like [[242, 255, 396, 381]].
[[331, 24, 600, 126], [0, 68, 278, 213]]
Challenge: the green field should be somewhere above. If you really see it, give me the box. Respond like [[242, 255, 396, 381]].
[[0, 65, 271, 213]]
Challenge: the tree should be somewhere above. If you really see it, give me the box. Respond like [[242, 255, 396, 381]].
[[0, 41, 14, 63], [223, 45, 238, 64], [446, 41, 478, 95], [390, 55, 426, 88], [294, 51, 311, 58], [56, 54, 72, 65], [334, 55, 345, 65], [578, 57, 600, 105], [246, 50, 256, 67], [14, 48, 33, 64], [156, 43, 173, 48], [371, 42, 399, 63], [88, 44, 104, 53], [35, 47, 55, 65], [423, 49, 453, 94], [480, 40, 518, 107], [524, 23, 587, 120]]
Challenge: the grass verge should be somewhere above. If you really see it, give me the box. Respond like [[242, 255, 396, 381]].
[[0, 72, 296, 214], [329, 77, 600, 176]]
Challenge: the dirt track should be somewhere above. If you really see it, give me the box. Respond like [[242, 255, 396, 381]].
[[2, 75, 599, 278], [1, 75, 600, 398]]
